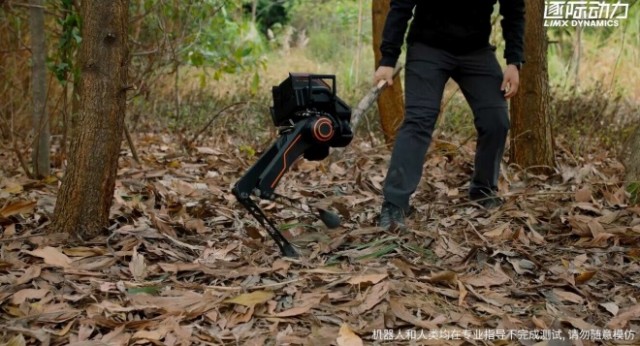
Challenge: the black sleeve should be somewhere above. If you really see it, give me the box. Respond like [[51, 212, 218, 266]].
[[379, 0, 416, 67], [499, 0, 525, 65]]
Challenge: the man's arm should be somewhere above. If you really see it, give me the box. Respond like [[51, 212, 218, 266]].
[[499, 0, 525, 66], [379, 0, 416, 67]]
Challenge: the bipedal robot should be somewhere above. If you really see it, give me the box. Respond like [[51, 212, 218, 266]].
[[232, 73, 354, 257]]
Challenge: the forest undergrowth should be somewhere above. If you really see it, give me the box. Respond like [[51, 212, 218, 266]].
[[1, 116, 639, 344]]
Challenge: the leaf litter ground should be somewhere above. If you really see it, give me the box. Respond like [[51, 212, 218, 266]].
[[1, 131, 639, 346]]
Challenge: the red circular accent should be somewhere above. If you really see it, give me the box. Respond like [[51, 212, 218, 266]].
[[313, 118, 334, 142]]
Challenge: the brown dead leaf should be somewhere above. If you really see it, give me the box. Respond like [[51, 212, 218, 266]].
[[351, 281, 389, 314], [427, 270, 458, 284], [185, 218, 208, 234], [3, 334, 26, 346], [607, 304, 640, 329], [347, 273, 387, 285], [0, 199, 36, 218], [389, 299, 438, 330], [14, 265, 41, 285], [63, 247, 105, 257], [129, 247, 147, 281], [567, 215, 593, 236], [460, 266, 510, 287], [575, 270, 596, 285], [457, 280, 467, 306], [600, 302, 619, 316], [561, 316, 598, 331], [273, 304, 314, 317], [11, 288, 49, 305], [270, 293, 324, 318], [484, 223, 510, 238], [132, 328, 169, 342], [224, 290, 274, 308], [575, 186, 592, 202], [336, 323, 363, 346], [25, 246, 72, 268], [532, 315, 548, 329], [552, 289, 584, 304]]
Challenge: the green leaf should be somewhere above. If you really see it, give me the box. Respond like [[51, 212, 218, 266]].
[[250, 72, 260, 95], [127, 286, 162, 295], [239, 145, 256, 158]]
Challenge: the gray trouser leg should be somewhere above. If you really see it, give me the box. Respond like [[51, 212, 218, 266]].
[[452, 47, 510, 197], [382, 44, 454, 212]]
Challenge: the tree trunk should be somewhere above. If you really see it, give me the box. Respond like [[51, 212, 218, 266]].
[[509, 0, 555, 173], [29, 0, 50, 178], [624, 126, 640, 183], [372, 0, 405, 145], [53, 0, 129, 240]]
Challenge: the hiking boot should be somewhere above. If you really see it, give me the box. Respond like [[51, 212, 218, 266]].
[[379, 201, 406, 231], [470, 193, 504, 210]]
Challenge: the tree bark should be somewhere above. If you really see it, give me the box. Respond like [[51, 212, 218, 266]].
[[29, 0, 50, 178], [53, 0, 129, 240], [509, 0, 555, 173], [372, 0, 405, 145], [623, 126, 640, 183]]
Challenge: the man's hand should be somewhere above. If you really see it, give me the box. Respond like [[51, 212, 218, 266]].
[[374, 66, 395, 87], [501, 64, 520, 99]]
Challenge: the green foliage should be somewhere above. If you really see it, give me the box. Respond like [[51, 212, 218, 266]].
[[184, 11, 267, 77], [242, 0, 294, 33], [628, 182, 640, 205], [49, 0, 81, 84], [129, 0, 267, 79], [290, 0, 369, 64]]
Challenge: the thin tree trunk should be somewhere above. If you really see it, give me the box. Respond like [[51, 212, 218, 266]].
[[53, 0, 129, 240], [251, 0, 258, 23], [509, 0, 555, 173], [354, 0, 364, 86], [29, 0, 50, 178], [623, 126, 640, 183], [372, 0, 405, 145]]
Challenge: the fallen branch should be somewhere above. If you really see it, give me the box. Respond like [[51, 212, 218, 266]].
[[123, 123, 140, 164], [184, 102, 246, 149], [351, 64, 403, 132], [329, 64, 403, 161]]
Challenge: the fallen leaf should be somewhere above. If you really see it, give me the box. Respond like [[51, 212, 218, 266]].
[[509, 258, 535, 275], [427, 270, 457, 284], [224, 290, 274, 308], [2, 183, 23, 194], [11, 288, 49, 305], [271, 293, 324, 317], [351, 282, 389, 314], [562, 316, 598, 331], [607, 304, 640, 329], [575, 187, 592, 202], [129, 247, 147, 281], [273, 304, 314, 317], [336, 323, 363, 346], [0, 199, 36, 217], [25, 246, 72, 268], [460, 266, 510, 287], [457, 279, 467, 306], [552, 289, 584, 304], [532, 315, 548, 329], [484, 223, 510, 238], [3, 334, 26, 346], [600, 302, 619, 316], [347, 273, 387, 285], [14, 265, 41, 285], [389, 299, 438, 330], [575, 271, 596, 285]]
